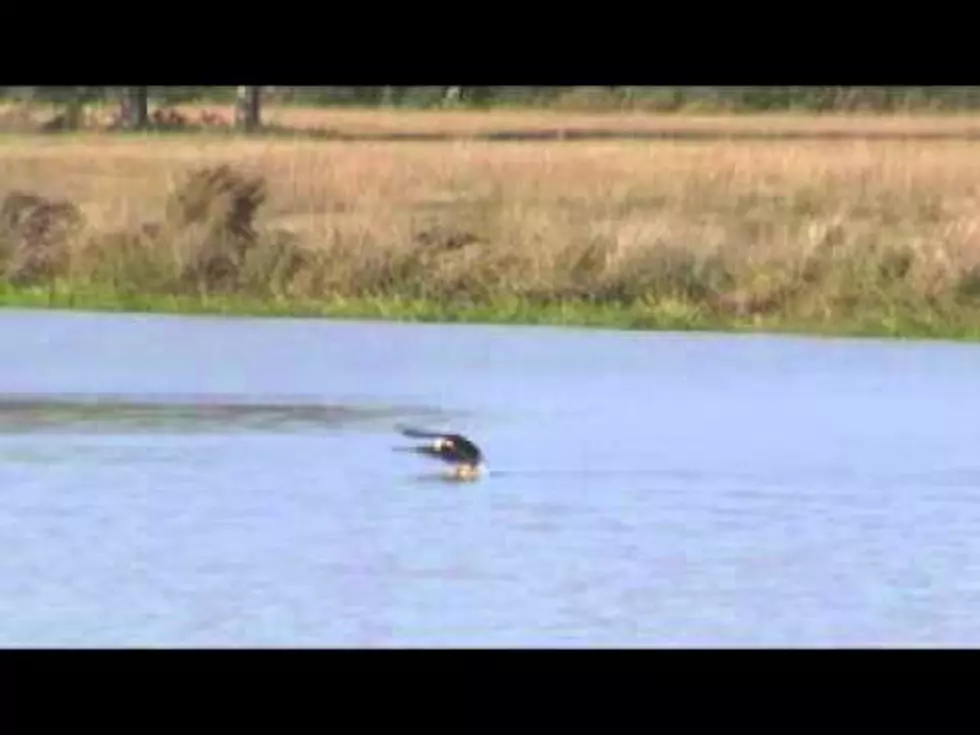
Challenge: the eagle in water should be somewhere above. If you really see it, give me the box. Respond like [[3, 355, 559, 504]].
[[395, 426, 485, 480]]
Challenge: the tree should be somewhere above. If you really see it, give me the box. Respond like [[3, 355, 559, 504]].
[[120, 87, 148, 129], [235, 86, 261, 132]]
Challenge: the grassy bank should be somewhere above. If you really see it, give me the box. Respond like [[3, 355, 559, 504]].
[[3, 125, 980, 341], [3, 282, 976, 341]]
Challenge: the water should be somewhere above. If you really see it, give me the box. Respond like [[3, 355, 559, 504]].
[[2, 307, 980, 647]]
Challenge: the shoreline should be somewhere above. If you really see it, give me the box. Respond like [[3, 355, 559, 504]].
[[2, 286, 978, 344]]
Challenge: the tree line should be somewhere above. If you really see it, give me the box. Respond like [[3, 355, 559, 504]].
[[5, 87, 980, 130]]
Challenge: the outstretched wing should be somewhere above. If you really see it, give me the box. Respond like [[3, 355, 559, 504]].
[[397, 425, 448, 440], [392, 444, 445, 459], [394, 425, 454, 462]]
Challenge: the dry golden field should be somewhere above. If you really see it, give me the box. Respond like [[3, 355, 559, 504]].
[[2, 112, 980, 334]]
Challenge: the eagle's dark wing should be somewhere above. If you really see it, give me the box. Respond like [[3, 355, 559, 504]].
[[397, 425, 448, 440], [393, 425, 449, 459]]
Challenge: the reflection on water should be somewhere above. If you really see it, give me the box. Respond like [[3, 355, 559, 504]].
[[0, 393, 451, 434]]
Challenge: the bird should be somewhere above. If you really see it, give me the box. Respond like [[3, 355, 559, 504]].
[[395, 426, 485, 481]]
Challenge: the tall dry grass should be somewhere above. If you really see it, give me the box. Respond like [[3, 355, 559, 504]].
[[1, 133, 980, 329]]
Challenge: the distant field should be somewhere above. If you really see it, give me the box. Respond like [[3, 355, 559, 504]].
[[172, 106, 980, 140], [7, 102, 980, 139], [2, 119, 980, 339]]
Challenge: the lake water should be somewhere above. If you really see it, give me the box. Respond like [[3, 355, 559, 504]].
[[2, 307, 980, 647]]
